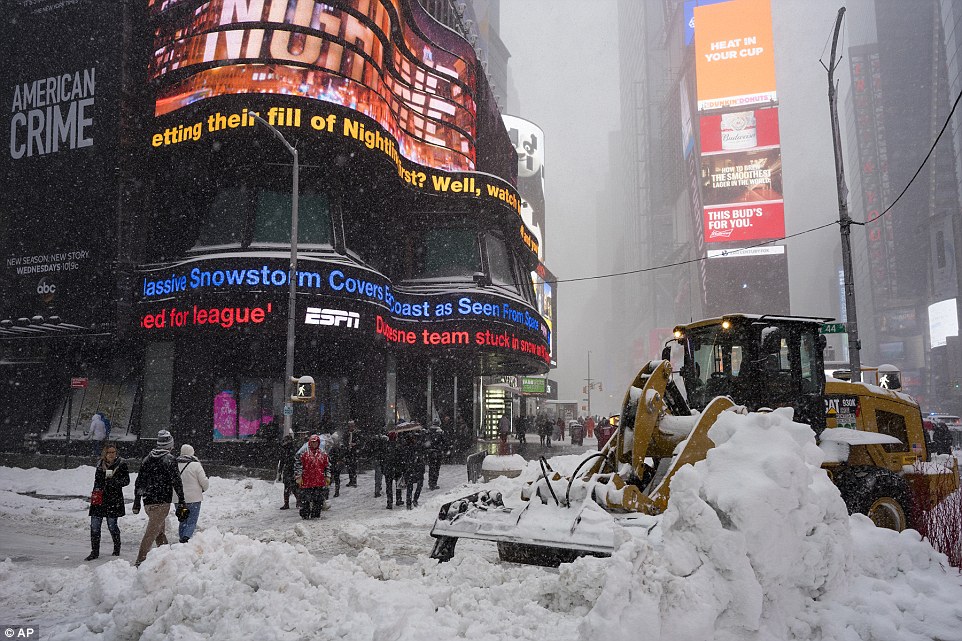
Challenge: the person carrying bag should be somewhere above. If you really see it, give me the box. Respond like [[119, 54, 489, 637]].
[[85, 442, 130, 561], [174, 444, 209, 543]]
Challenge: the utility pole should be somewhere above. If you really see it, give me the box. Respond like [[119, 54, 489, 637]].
[[586, 351, 591, 416], [583, 351, 600, 417], [825, 7, 862, 381]]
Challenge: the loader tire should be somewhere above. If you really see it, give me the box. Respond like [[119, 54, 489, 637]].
[[834, 466, 914, 532]]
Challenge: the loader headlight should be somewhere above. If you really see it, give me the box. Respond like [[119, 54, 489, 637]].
[[673, 329, 683, 339], [721, 320, 731, 330]]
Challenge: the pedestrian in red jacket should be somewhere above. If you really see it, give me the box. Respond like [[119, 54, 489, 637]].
[[295, 434, 330, 519]]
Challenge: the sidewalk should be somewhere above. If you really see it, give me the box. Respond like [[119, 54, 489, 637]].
[[475, 434, 598, 461]]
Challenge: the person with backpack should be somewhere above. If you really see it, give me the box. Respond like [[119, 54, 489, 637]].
[[133, 430, 187, 567], [84, 441, 130, 561], [174, 444, 209, 543]]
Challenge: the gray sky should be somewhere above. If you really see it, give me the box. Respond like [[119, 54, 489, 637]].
[[499, 1, 871, 412], [500, 0, 622, 408]]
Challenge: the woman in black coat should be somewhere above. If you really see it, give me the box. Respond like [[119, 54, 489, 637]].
[[85, 442, 131, 561]]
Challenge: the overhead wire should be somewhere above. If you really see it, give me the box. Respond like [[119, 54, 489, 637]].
[[541, 78, 962, 286]]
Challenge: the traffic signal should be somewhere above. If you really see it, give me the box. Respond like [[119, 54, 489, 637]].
[[291, 375, 315, 402]]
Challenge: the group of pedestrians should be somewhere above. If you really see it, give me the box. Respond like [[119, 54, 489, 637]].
[[83, 429, 209, 567], [277, 419, 450, 513]]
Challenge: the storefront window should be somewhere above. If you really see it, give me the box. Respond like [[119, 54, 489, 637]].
[[253, 190, 332, 247], [212, 377, 279, 440]]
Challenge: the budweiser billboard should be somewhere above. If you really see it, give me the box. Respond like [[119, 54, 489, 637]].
[[700, 118, 785, 244]]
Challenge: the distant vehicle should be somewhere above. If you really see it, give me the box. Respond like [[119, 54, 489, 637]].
[[923, 418, 953, 455]]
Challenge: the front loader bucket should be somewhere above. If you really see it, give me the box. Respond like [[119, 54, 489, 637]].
[[429, 489, 656, 567]]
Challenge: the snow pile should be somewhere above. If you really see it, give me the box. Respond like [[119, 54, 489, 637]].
[[2, 409, 962, 640], [578, 408, 962, 641]]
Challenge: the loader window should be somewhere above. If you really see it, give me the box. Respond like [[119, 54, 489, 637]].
[[875, 409, 908, 453], [800, 333, 817, 392]]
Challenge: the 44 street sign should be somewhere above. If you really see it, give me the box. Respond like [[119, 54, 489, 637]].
[[820, 323, 848, 334]]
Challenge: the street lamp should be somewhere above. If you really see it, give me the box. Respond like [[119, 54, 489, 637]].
[[246, 110, 299, 437]]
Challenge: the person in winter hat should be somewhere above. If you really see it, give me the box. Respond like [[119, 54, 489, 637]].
[[85, 442, 131, 561], [294, 434, 330, 519], [174, 444, 209, 543], [133, 430, 186, 566]]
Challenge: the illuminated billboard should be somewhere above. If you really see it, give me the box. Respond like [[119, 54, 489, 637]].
[[503, 114, 545, 259], [1, 0, 124, 328], [929, 299, 959, 349], [533, 262, 557, 367], [144, 0, 537, 259], [149, 0, 477, 172], [694, 0, 776, 112], [684, 0, 733, 46], [700, 107, 784, 243]]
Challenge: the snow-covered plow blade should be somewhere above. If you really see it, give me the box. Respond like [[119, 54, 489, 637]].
[[428, 360, 737, 567], [429, 489, 656, 566]]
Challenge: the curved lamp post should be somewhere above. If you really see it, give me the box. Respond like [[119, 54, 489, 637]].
[[246, 110, 299, 437]]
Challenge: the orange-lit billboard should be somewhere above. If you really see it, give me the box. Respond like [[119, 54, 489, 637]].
[[148, 0, 478, 172], [694, 0, 775, 112]]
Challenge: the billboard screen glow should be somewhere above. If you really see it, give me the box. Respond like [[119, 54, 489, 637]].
[[694, 0, 776, 112], [148, 0, 478, 172]]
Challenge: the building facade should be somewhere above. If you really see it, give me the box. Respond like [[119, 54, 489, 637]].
[[0, 0, 549, 461]]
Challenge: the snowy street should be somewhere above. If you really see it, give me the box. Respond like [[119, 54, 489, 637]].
[[3, 411, 962, 641]]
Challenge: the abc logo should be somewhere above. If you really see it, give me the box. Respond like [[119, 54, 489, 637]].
[[37, 278, 57, 302]]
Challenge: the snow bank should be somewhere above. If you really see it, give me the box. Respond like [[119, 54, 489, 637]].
[[578, 408, 962, 641], [2, 411, 962, 640]]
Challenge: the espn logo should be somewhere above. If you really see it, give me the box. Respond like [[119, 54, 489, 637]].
[[305, 308, 360, 328]]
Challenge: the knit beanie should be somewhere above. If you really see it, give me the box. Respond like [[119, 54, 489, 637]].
[[156, 430, 174, 450], [180, 444, 194, 457]]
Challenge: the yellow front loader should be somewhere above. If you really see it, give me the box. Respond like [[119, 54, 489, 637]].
[[430, 315, 958, 566]]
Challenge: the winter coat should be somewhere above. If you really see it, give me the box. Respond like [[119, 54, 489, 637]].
[[382, 433, 402, 476], [498, 415, 510, 436], [135, 448, 186, 506], [279, 439, 298, 484], [425, 427, 447, 460], [296, 448, 330, 488], [398, 428, 426, 476], [342, 427, 361, 456], [175, 456, 209, 503], [368, 432, 389, 463], [88, 414, 107, 441], [89, 457, 130, 518]]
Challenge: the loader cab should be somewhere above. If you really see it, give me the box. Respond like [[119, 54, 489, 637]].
[[673, 315, 829, 430]]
